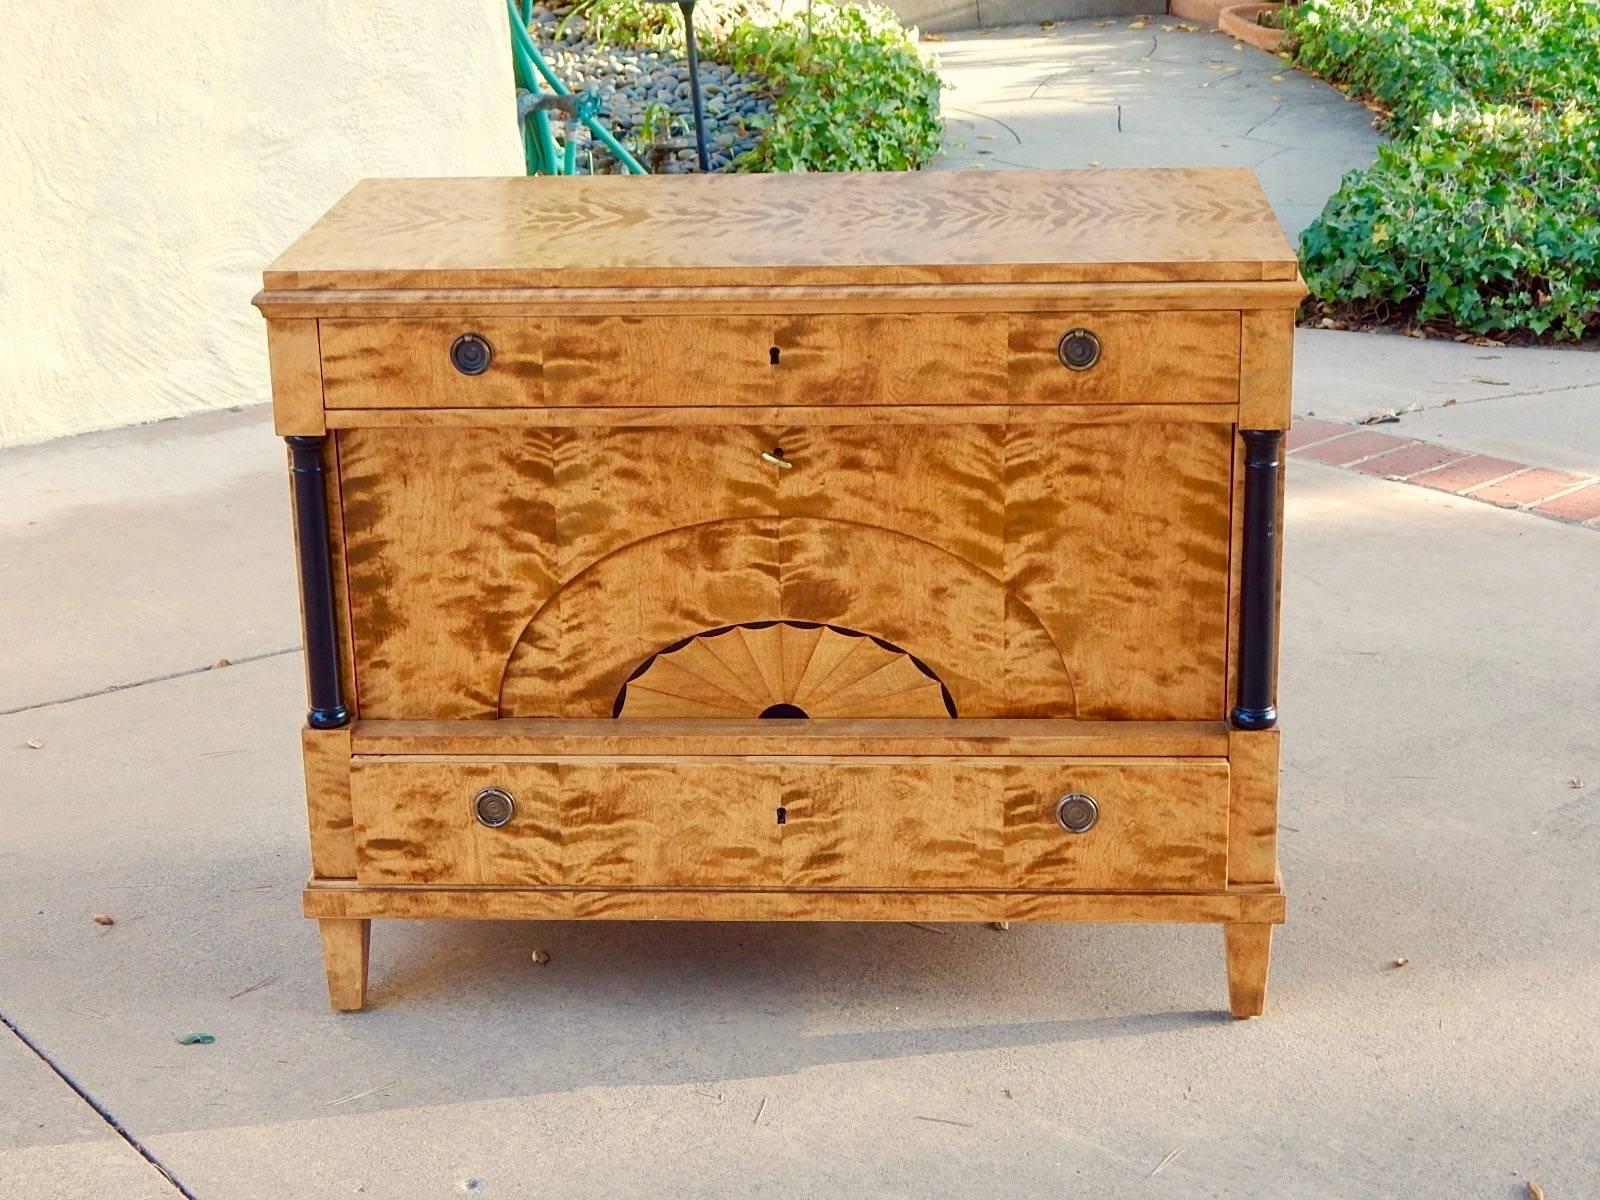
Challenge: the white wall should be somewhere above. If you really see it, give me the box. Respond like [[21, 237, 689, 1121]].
[[0, 3, 524, 448]]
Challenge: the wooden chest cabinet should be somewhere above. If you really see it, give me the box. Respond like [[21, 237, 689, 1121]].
[[256, 169, 1299, 1015]]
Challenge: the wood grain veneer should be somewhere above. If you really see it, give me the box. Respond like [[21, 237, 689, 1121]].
[[263, 170, 1299, 292], [260, 169, 1298, 1016], [319, 311, 1239, 410], [348, 756, 1229, 892]]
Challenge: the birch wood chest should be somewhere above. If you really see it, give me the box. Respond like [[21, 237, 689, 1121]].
[[256, 169, 1299, 1015]]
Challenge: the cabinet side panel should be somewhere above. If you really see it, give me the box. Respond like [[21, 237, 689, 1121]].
[[301, 726, 355, 878], [1227, 728, 1280, 885], [266, 319, 325, 435], [1239, 310, 1294, 429]]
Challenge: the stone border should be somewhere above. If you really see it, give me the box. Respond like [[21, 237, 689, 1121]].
[[1288, 418, 1600, 529], [1217, 3, 1284, 51]]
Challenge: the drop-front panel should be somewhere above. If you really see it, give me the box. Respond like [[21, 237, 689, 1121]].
[[258, 169, 1299, 1016], [334, 419, 1234, 722]]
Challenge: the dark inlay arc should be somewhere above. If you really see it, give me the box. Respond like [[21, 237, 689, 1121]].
[[761, 703, 809, 719]]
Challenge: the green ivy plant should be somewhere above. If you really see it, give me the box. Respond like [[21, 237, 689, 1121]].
[[1284, 0, 1600, 340], [558, 0, 680, 48], [720, 2, 944, 173], [559, 0, 768, 49]]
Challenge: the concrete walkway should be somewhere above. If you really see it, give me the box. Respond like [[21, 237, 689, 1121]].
[[933, 18, 1600, 487], [931, 18, 1382, 237], [1295, 328, 1600, 477], [4, 408, 1597, 1199], [4, 20, 1598, 1200]]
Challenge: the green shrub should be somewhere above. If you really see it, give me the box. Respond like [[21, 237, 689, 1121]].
[[559, 0, 769, 50], [1285, 0, 1600, 339], [721, 3, 943, 172], [558, 0, 942, 172]]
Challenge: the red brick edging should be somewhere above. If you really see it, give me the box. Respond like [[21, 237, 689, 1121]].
[[1287, 418, 1600, 529]]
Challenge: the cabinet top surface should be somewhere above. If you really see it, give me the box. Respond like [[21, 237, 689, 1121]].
[[262, 169, 1298, 292]]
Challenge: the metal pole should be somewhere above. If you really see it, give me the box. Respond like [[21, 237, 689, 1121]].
[[679, 0, 711, 171]]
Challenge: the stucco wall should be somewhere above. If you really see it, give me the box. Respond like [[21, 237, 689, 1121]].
[[0, 4, 524, 448]]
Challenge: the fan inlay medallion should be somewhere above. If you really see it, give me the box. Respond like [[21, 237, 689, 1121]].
[[613, 621, 956, 719]]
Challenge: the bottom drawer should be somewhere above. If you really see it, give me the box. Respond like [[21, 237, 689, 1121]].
[[349, 758, 1229, 891]]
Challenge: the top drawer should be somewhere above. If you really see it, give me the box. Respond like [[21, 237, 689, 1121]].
[[318, 312, 1242, 409]]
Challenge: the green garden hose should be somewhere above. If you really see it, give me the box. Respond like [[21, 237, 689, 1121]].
[[508, 0, 646, 175]]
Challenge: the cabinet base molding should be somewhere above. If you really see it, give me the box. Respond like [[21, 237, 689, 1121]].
[[303, 880, 1284, 1017]]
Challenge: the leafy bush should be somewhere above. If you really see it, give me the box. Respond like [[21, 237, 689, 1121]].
[[558, 0, 768, 50], [1285, 0, 1600, 339], [559, 0, 943, 172], [721, 2, 943, 172], [558, 0, 678, 47]]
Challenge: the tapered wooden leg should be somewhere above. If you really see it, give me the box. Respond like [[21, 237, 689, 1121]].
[[1224, 922, 1273, 1018], [318, 918, 370, 1011]]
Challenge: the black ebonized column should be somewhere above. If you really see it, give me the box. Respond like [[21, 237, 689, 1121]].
[[286, 436, 350, 730], [1231, 429, 1282, 731]]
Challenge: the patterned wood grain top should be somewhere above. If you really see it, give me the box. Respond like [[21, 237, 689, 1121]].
[[263, 169, 1298, 291]]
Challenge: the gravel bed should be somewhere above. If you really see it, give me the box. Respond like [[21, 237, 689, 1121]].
[[526, 4, 773, 173]]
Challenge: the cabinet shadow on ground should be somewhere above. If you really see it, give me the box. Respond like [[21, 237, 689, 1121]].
[[351, 916, 1230, 1094]]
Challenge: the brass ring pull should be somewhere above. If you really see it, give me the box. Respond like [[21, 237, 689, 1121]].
[[761, 449, 794, 469], [1057, 328, 1102, 372], [1054, 792, 1099, 834], [450, 332, 493, 376], [472, 787, 516, 828]]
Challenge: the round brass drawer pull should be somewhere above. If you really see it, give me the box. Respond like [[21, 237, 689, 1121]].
[[450, 332, 493, 376], [1054, 792, 1099, 834], [1057, 328, 1101, 372], [472, 787, 516, 828]]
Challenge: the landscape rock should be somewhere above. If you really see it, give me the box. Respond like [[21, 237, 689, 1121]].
[[522, 3, 772, 173]]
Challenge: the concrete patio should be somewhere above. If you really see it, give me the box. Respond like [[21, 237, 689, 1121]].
[[4, 18, 1598, 1200], [6, 404, 1597, 1199], [932, 18, 1384, 237]]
